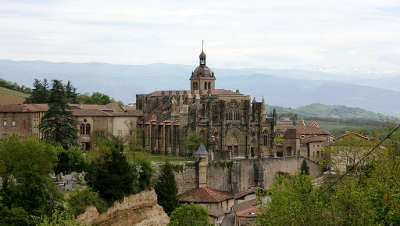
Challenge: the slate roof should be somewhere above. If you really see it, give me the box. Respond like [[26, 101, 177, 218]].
[[190, 65, 215, 80], [194, 143, 208, 155], [179, 187, 233, 203]]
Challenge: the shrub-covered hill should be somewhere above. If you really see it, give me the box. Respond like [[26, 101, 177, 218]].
[[267, 103, 386, 120]]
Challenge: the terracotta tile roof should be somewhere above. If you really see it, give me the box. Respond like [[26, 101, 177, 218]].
[[303, 136, 328, 144], [0, 104, 48, 113], [296, 125, 330, 136], [335, 131, 370, 141], [236, 206, 258, 218], [148, 89, 245, 97], [179, 187, 233, 203], [232, 199, 257, 213], [72, 109, 112, 116], [234, 186, 256, 199], [69, 104, 112, 111], [0, 104, 143, 117]]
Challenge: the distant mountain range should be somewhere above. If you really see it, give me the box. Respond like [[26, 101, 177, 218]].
[[1, 59, 399, 117]]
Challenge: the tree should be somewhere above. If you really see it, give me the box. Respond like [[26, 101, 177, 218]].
[[65, 80, 78, 104], [86, 150, 135, 202], [25, 78, 50, 103], [0, 136, 62, 218], [168, 203, 212, 226], [155, 162, 178, 215], [78, 92, 113, 105], [54, 147, 85, 174], [185, 132, 206, 156], [256, 174, 326, 226], [39, 80, 78, 148], [300, 159, 310, 175]]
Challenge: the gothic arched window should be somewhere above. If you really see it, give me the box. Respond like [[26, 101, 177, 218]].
[[80, 124, 85, 135], [193, 82, 198, 90], [86, 124, 91, 135]]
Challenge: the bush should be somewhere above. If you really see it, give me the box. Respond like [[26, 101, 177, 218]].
[[0, 207, 31, 225], [68, 188, 108, 216], [168, 203, 212, 226], [38, 210, 82, 226]]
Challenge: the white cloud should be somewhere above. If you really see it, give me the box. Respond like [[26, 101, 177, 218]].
[[0, 0, 400, 74]]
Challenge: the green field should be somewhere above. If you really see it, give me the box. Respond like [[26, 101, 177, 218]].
[[149, 154, 195, 162]]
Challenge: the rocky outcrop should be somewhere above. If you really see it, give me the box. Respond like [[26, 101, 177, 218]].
[[77, 189, 169, 226]]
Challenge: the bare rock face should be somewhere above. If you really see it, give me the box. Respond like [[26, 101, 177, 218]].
[[78, 189, 169, 226]]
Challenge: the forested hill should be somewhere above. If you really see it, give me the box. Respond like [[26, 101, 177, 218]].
[[266, 103, 387, 120]]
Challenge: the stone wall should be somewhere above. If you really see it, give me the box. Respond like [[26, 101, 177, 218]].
[[77, 189, 169, 226], [153, 157, 321, 195], [152, 161, 197, 195]]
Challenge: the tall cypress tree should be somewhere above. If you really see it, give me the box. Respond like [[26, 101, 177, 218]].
[[300, 159, 310, 175], [155, 162, 179, 215], [39, 80, 77, 148]]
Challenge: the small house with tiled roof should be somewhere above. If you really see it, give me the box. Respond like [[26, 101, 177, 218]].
[[232, 199, 258, 226], [179, 187, 235, 225], [277, 119, 330, 160]]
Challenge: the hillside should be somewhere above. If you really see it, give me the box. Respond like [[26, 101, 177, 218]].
[[0, 87, 28, 104], [266, 103, 386, 120]]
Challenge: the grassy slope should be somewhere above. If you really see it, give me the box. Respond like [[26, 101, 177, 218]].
[[0, 87, 30, 98]]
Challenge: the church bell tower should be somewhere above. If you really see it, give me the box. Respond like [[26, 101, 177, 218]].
[[190, 41, 216, 92]]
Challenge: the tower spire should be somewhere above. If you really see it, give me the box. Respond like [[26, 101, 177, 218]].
[[202, 40, 204, 52]]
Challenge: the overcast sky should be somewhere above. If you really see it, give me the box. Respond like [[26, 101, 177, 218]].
[[1, 0, 400, 75]]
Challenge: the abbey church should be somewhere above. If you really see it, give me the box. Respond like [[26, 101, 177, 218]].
[[136, 48, 278, 159]]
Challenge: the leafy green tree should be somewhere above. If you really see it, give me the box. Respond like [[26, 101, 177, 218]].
[[155, 162, 178, 215], [78, 92, 113, 105], [25, 78, 50, 103], [168, 203, 212, 226], [54, 147, 85, 174], [300, 159, 309, 175], [0, 136, 62, 218], [185, 132, 206, 156], [39, 80, 78, 148], [86, 150, 134, 202], [256, 174, 326, 226]]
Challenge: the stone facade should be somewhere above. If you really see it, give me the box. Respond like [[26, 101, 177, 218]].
[[136, 50, 277, 159], [0, 103, 142, 150]]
